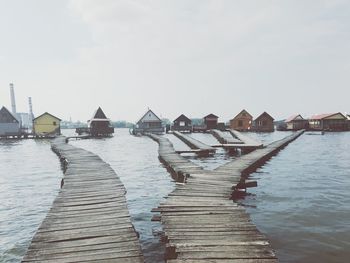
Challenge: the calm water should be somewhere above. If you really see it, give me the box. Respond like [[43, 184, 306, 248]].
[[0, 139, 62, 263], [242, 131, 350, 263], [0, 129, 349, 263]]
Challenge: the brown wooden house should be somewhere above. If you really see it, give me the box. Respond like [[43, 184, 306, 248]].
[[88, 107, 114, 136], [172, 114, 192, 132], [285, 114, 308, 130], [253, 112, 275, 132], [230, 109, 253, 131], [309, 113, 348, 131], [204, 114, 218, 130]]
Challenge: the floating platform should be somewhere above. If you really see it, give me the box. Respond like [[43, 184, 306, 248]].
[[149, 130, 304, 262], [22, 137, 144, 263]]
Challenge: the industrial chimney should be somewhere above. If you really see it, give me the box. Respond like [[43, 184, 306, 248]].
[[28, 97, 34, 120], [9, 83, 17, 114]]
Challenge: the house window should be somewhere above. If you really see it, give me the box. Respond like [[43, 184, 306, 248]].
[[53, 121, 57, 126], [180, 121, 185, 126]]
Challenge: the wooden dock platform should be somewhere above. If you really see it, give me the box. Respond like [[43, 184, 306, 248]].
[[229, 129, 263, 147], [149, 130, 304, 262], [22, 137, 144, 263], [211, 129, 243, 144], [210, 129, 263, 153], [172, 131, 216, 157]]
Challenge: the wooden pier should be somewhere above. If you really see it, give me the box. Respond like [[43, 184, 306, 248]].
[[173, 131, 216, 157], [149, 130, 304, 262], [22, 137, 144, 263], [211, 129, 243, 144], [229, 129, 263, 147], [210, 129, 263, 153]]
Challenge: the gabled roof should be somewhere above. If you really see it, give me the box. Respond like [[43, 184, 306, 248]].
[[310, 112, 347, 120], [174, 114, 191, 123], [255, 112, 274, 121], [137, 109, 162, 123], [285, 114, 304, 123], [231, 109, 253, 121], [91, 107, 108, 119], [33, 112, 61, 121], [0, 106, 19, 123], [204, 113, 218, 119]]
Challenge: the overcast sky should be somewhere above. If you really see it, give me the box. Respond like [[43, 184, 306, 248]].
[[1, 0, 349, 122]]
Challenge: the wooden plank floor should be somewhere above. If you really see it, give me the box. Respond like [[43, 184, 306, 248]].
[[229, 130, 263, 148], [149, 130, 304, 263], [173, 131, 216, 156], [211, 129, 243, 144], [22, 137, 144, 263]]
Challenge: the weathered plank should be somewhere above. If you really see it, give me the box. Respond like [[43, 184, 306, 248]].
[[149, 130, 304, 262], [22, 137, 144, 262]]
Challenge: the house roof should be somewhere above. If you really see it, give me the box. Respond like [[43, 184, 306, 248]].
[[310, 112, 347, 120], [255, 112, 274, 121], [91, 107, 108, 119], [174, 114, 191, 123], [285, 114, 304, 123], [0, 106, 19, 123], [204, 113, 218, 119], [137, 109, 162, 123], [231, 109, 253, 121], [33, 112, 62, 121]]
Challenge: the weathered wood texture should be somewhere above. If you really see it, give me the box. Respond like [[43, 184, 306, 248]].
[[149, 130, 304, 262], [211, 129, 243, 144], [173, 131, 216, 156], [22, 137, 144, 263], [229, 130, 263, 148], [211, 130, 263, 153]]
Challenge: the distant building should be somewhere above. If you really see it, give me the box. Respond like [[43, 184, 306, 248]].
[[0, 106, 20, 137], [88, 107, 114, 136], [253, 112, 275, 132], [33, 112, 61, 136], [172, 114, 192, 132], [204, 114, 218, 130], [309, 113, 348, 131], [347, 115, 350, 130], [133, 109, 164, 134], [285, 114, 308, 130], [230, 109, 253, 131]]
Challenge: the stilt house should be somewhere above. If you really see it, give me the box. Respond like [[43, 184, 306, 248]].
[[133, 109, 164, 135], [172, 114, 192, 132], [230, 109, 253, 131], [253, 112, 275, 132]]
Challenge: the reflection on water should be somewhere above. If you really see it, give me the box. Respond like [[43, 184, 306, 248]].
[[1, 130, 349, 263]]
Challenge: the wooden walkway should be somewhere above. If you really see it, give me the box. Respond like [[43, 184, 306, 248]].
[[173, 131, 216, 156], [210, 130, 263, 153], [22, 137, 144, 263], [211, 129, 243, 144], [149, 130, 304, 262], [229, 130, 263, 147]]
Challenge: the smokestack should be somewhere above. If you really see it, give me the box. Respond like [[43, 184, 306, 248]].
[[28, 97, 34, 120], [9, 83, 17, 114]]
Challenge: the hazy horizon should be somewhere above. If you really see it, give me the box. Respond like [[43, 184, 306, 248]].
[[1, 0, 349, 123]]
